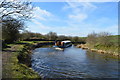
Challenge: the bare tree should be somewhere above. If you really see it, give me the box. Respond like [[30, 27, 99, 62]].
[[0, 0, 33, 21], [46, 32, 58, 40], [0, 0, 33, 43], [86, 32, 97, 45], [97, 32, 111, 46]]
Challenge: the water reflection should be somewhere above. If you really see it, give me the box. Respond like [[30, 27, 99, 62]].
[[31, 45, 119, 78]]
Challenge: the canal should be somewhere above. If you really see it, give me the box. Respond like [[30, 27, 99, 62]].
[[31, 45, 119, 78]]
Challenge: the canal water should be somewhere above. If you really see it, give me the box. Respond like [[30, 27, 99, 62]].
[[31, 45, 119, 78]]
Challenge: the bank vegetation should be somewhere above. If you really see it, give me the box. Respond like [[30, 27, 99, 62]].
[[77, 32, 119, 56]]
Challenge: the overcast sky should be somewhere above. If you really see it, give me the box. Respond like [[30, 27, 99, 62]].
[[26, 2, 118, 37]]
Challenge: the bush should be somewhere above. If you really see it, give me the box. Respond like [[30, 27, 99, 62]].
[[2, 17, 24, 43], [17, 44, 32, 67]]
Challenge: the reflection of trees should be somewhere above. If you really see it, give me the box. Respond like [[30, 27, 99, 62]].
[[86, 51, 110, 62], [86, 51, 96, 60]]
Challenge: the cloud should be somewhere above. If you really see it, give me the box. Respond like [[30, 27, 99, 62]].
[[62, 2, 117, 36], [63, 2, 97, 23], [31, 19, 50, 29], [63, 2, 97, 13], [33, 6, 53, 21], [68, 14, 87, 22], [27, 6, 54, 31]]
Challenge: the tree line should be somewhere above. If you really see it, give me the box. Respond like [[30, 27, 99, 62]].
[[20, 31, 86, 43]]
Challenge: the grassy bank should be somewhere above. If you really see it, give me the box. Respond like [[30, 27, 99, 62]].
[[2, 41, 52, 78], [76, 44, 119, 57], [76, 35, 119, 57]]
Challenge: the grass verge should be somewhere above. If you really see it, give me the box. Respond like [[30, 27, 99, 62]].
[[2, 41, 41, 78]]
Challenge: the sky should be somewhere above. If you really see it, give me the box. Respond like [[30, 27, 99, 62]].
[[26, 2, 118, 37]]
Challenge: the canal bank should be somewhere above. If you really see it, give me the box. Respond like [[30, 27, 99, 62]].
[[18, 41, 54, 67], [2, 41, 54, 78], [76, 44, 119, 57]]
